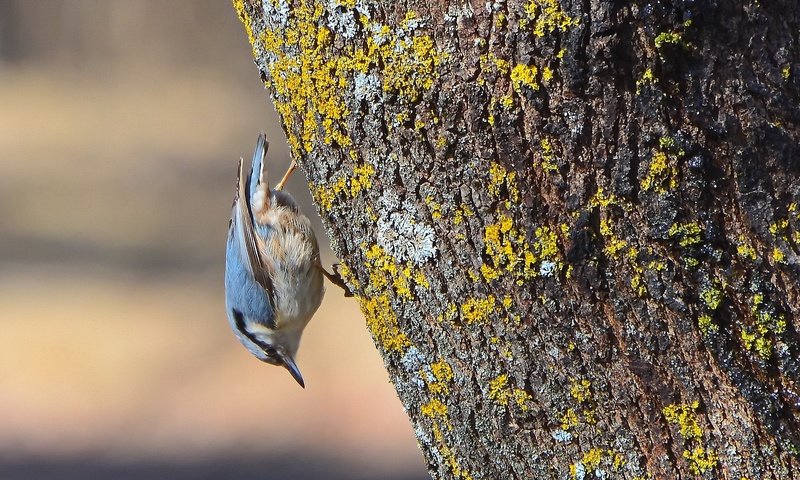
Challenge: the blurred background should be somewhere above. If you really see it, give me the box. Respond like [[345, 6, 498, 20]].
[[0, 1, 427, 478]]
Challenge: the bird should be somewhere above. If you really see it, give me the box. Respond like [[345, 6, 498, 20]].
[[224, 132, 325, 388]]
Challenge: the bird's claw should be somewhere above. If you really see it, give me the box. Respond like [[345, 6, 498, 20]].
[[322, 263, 354, 297]]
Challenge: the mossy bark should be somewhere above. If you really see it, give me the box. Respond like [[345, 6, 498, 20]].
[[234, 0, 800, 478]]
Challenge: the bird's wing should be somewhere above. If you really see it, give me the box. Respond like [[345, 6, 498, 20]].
[[234, 149, 276, 310]]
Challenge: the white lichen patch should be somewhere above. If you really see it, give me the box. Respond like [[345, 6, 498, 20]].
[[325, 1, 358, 39], [486, 0, 504, 12], [552, 429, 573, 443], [401, 347, 427, 387], [573, 462, 586, 480], [262, 0, 290, 27], [444, 3, 474, 23], [377, 209, 438, 265], [353, 72, 381, 107], [540, 259, 557, 277]]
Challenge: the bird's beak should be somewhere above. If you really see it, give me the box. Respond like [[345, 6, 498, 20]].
[[280, 353, 305, 388]]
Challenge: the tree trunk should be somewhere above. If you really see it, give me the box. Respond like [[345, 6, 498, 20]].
[[232, 0, 800, 477]]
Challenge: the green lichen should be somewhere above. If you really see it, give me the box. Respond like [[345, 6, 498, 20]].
[[736, 236, 758, 260], [668, 221, 703, 248], [700, 285, 723, 310], [636, 68, 656, 94], [741, 292, 787, 359], [538, 138, 559, 173], [654, 31, 685, 49], [697, 314, 718, 335]]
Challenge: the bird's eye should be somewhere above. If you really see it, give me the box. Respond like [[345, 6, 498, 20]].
[[232, 308, 277, 351]]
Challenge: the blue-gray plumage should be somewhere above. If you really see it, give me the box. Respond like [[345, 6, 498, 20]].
[[224, 133, 324, 388]]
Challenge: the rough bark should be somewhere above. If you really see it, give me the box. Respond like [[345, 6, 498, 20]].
[[233, 0, 800, 478]]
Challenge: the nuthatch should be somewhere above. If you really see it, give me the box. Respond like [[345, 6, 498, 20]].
[[224, 133, 329, 387]]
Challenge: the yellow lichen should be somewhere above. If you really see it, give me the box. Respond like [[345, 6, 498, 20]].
[[488, 374, 510, 406], [382, 33, 446, 102], [510, 63, 540, 92], [742, 293, 786, 359], [683, 447, 719, 475], [560, 408, 579, 430], [335, 262, 360, 291], [363, 244, 428, 300], [428, 359, 454, 395], [582, 448, 604, 470], [601, 218, 628, 259], [350, 163, 375, 196], [589, 187, 618, 208], [432, 424, 473, 480], [247, 2, 446, 156], [700, 285, 723, 310], [570, 378, 592, 403], [641, 150, 679, 192], [460, 295, 497, 324], [426, 196, 443, 220], [513, 389, 532, 411], [421, 398, 449, 420], [488, 163, 521, 202], [737, 236, 757, 260], [359, 293, 410, 352], [232, 0, 258, 54], [521, 0, 578, 37], [655, 31, 684, 49], [539, 138, 559, 173], [698, 314, 717, 335], [663, 401, 702, 440], [453, 204, 474, 225], [481, 213, 563, 283], [769, 219, 788, 235], [668, 222, 703, 247], [636, 68, 656, 94]]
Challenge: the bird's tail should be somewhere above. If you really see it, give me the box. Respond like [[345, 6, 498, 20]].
[[247, 132, 269, 200]]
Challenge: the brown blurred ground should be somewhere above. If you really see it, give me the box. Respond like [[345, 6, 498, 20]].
[[0, 1, 426, 478]]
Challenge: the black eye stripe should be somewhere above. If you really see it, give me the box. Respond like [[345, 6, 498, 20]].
[[231, 308, 279, 359]]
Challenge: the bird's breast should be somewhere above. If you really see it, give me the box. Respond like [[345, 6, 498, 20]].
[[260, 209, 324, 329]]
